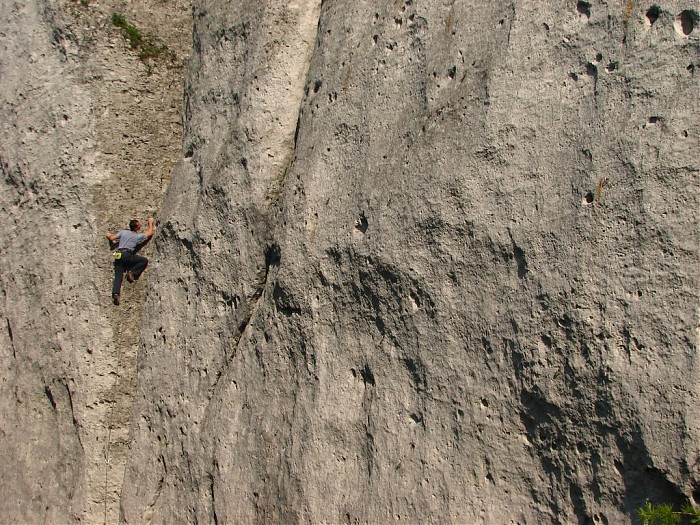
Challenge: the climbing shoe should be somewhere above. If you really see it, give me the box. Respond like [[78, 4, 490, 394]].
[[126, 271, 135, 283], [112, 293, 120, 305]]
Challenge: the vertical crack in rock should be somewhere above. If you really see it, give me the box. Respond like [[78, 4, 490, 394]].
[[259, 0, 324, 208], [64, 381, 83, 451], [141, 454, 166, 523], [5, 317, 16, 359], [207, 2, 323, 403], [360, 364, 377, 480], [209, 241, 282, 400], [207, 472, 219, 525], [502, 2, 516, 47], [44, 384, 57, 412], [236, 0, 323, 209], [508, 229, 528, 279], [240, 0, 321, 324]]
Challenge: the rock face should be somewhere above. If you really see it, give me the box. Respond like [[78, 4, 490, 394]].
[[0, 0, 189, 523], [121, 0, 699, 524], [1, 0, 698, 524]]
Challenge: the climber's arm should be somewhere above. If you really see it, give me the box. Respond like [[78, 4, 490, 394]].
[[144, 217, 155, 239]]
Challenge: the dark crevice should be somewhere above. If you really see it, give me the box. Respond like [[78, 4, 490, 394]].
[[586, 62, 598, 84], [292, 115, 302, 150], [147, 460, 166, 514], [209, 474, 218, 525], [402, 357, 426, 393], [6, 318, 15, 358], [360, 364, 375, 387], [354, 211, 368, 233], [64, 381, 83, 450], [365, 430, 375, 478], [179, 234, 196, 259], [264, 243, 281, 269], [207, 242, 281, 399], [507, 231, 529, 278], [499, 3, 516, 46], [374, 315, 385, 335], [45, 385, 57, 411], [513, 243, 528, 278]]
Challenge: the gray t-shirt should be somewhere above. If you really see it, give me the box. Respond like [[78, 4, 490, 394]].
[[116, 230, 146, 251]]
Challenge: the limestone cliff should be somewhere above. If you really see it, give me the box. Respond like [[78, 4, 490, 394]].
[[1, 0, 699, 524], [0, 0, 188, 522], [121, 1, 699, 524]]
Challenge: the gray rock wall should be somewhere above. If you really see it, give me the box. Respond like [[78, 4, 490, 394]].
[[122, 1, 699, 524], [0, 2, 110, 521], [0, 0, 188, 522], [1, 0, 698, 524]]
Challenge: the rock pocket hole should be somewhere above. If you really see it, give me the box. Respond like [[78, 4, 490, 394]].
[[354, 212, 368, 233], [583, 191, 594, 205], [605, 62, 618, 73], [675, 10, 698, 35], [577, 1, 591, 19], [586, 62, 598, 77], [646, 5, 661, 26]]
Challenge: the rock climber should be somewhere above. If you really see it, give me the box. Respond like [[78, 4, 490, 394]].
[[106, 217, 155, 305]]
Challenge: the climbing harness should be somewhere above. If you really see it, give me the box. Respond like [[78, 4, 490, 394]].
[[113, 248, 133, 260]]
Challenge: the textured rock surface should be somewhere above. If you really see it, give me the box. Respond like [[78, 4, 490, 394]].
[[121, 1, 699, 524], [0, 0, 189, 522], [1, 0, 699, 524]]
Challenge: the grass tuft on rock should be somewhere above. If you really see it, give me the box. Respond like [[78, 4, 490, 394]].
[[111, 12, 166, 61]]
